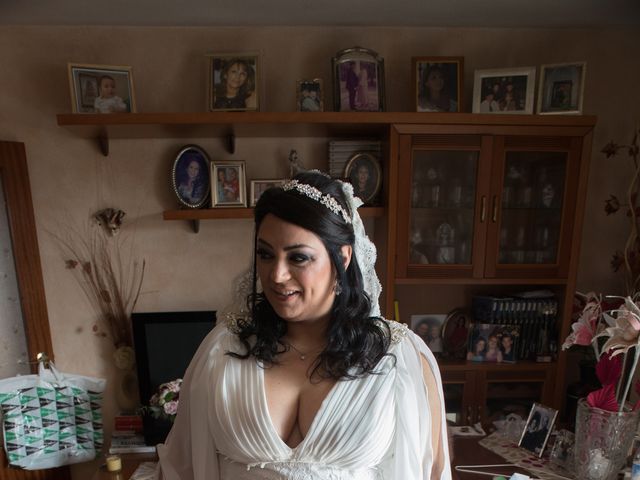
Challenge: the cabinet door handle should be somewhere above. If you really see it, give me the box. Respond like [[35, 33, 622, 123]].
[[480, 196, 487, 222], [466, 406, 473, 425], [477, 405, 483, 421], [492, 195, 499, 223]]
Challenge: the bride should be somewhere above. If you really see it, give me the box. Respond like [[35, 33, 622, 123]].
[[155, 171, 451, 479]]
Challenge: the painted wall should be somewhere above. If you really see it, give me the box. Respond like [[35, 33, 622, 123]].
[[0, 26, 639, 477]]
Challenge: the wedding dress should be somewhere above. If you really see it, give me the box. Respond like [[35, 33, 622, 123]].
[[156, 319, 451, 479]]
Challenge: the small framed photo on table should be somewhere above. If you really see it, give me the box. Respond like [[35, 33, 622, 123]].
[[519, 403, 558, 457], [413, 56, 464, 112], [68, 63, 136, 113], [208, 54, 259, 111], [212, 161, 247, 207], [472, 66, 536, 114], [411, 314, 447, 354], [332, 47, 385, 112], [171, 145, 211, 209], [250, 179, 286, 207], [344, 152, 382, 205], [537, 62, 586, 114], [297, 79, 324, 112]]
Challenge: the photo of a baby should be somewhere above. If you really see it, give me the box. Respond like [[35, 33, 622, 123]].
[[68, 63, 135, 114]]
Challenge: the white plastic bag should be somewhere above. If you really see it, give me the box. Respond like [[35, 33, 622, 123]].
[[0, 361, 105, 469]]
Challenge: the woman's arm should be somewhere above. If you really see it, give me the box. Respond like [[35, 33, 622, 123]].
[[420, 354, 447, 478]]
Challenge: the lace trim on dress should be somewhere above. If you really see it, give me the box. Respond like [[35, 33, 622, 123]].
[[385, 319, 409, 346]]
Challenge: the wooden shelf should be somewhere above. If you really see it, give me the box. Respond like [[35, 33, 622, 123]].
[[163, 206, 385, 231], [394, 277, 568, 285], [56, 112, 598, 156], [439, 360, 555, 373]]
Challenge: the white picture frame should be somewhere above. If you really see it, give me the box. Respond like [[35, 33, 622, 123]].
[[472, 66, 536, 114]]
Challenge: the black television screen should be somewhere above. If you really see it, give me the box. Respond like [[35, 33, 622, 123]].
[[132, 311, 216, 406]]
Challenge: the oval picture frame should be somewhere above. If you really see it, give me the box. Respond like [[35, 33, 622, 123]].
[[344, 152, 382, 205], [171, 145, 211, 209]]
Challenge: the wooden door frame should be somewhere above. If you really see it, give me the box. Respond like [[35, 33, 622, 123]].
[[0, 141, 70, 479]]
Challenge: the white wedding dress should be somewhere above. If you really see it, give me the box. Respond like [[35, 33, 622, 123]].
[[155, 320, 451, 480]]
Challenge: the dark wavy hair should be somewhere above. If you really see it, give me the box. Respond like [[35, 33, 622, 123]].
[[228, 171, 391, 380]]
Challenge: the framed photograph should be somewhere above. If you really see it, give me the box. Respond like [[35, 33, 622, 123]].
[[250, 179, 286, 207], [413, 56, 463, 113], [171, 145, 211, 209], [441, 309, 471, 359], [472, 67, 536, 114], [67, 63, 135, 114], [212, 161, 247, 207], [467, 323, 520, 363], [519, 403, 558, 457], [411, 314, 447, 354], [297, 79, 324, 112], [344, 152, 382, 205], [208, 54, 259, 112], [537, 62, 586, 114], [332, 47, 385, 112]]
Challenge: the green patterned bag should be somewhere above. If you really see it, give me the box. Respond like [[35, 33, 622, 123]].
[[0, 362, 105, 469]]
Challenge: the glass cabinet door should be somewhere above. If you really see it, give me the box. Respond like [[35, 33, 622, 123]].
[[441, 370, 477, 426], [497, 152, 567, 266], [408, 150, 479, 267]]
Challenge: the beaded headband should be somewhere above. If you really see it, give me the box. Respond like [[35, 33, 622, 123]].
[[282, 179, 352, 224]]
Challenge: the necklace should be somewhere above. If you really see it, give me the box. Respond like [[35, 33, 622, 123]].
[[287, 343, 309, 360]]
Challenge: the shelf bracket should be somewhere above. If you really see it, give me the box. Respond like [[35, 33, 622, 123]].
[[191, 219, 200, 233], [97, 131, 109, 156], [226, 134, 235, 154]]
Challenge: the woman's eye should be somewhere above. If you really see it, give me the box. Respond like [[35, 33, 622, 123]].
[[289, 253, 310, 264], [256, 248, 273, 260]]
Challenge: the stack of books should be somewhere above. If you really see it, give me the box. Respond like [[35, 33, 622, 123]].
[[472, 292, 559, 362], [328, 139, 381, 179], [109, 431, 156, 454], [109, 414, 156, 454]]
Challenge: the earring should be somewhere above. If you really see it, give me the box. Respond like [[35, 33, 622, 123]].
[[334, 281, 342, 296]]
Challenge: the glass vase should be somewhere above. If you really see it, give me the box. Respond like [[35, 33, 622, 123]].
[[574, 398, 640, 480]]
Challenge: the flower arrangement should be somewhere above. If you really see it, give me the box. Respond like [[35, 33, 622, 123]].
[[602, 128, 640, 296], [144, 379, 182, 422], [563, 292, 640, 413]]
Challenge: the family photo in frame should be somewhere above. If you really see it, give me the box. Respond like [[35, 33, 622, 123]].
[[413, 56, 463, 113], [519, 403, 558, 457], [68, 63, 135, 114], [208, 54, 259, 111], [250, 179, 286, 206], [411, 314, 446, 354], [472, 67, 536, 114], [332, 47, 385, 112], [537, 62, 586, 114], [467, 323, 519, 363], [297, 79, 324, 112], [171, 145, 211, 209], [212, 162, 247, 207]]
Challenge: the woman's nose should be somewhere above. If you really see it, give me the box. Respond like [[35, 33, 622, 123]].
[[270, 259, 290, 283]]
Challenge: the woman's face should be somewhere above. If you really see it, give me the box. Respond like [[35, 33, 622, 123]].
[[426, 70, 444, 93], [256, 214, 350, 324], [225, 63, 248, 90], [228, 168, 237, 181], [187, 161, 200, 179], [357, 165, 369, 185], [218, 169, 226, 182], [475, 339, 486, 353], [488, 336, 498, 349]]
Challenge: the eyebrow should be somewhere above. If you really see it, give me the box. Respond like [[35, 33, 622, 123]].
[[257, 239, 315, 251]]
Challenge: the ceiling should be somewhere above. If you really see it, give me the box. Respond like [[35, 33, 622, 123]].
[[1, 0, 639, 27]]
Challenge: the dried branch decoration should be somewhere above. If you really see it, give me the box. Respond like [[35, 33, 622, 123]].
[[53, 211, 145, 348]]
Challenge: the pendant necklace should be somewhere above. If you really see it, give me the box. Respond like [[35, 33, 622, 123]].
[[287, 343, 309, 360]]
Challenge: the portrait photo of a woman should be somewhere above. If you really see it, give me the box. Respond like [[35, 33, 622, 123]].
[[344, 152, 382, 205], [414, 57, 463, 113], [209, 55, 258, 111], [171, 145, 211, 208]]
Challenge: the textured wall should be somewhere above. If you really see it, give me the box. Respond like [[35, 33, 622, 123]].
[[0, 25, 638, 478]]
